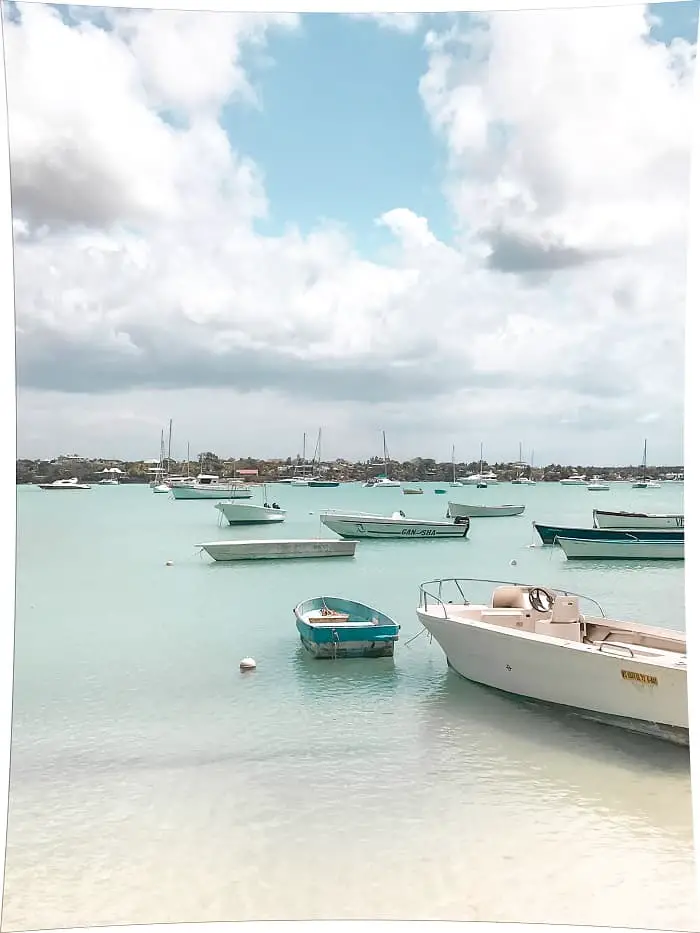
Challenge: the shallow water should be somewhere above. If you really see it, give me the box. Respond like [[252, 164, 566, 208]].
[[3, 480, 695, 930]]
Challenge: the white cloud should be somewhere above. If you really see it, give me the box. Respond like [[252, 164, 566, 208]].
[[7, 5, 692, 464], [345, 13, 427, 34]]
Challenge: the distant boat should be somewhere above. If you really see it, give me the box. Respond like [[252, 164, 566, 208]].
[[320, 509, 470, 539], [403, 487, 424, 495], [587, 476, 610, 491], [533, 522, 684, 546], [294, 596, 400, 659], [631, 440, 661, 488], [555, 536, 684, 561], [593, 509, 684, 530], [449, 445, 461, 487], [448, 502, 525, 518], [281, 433, 316, 485], [171, 474, 252, 500], [460, 443, 499, 485], [38, 477, 91, 490], [560, 473, 588, 485], [363, 431, 402, 487], [98, 478, 119, 486], [305, 429, 340, 486]]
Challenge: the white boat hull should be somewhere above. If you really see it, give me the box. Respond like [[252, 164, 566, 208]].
[[416, 609, 688, 743], [460, 476, 499, 485], [198, 539, 357, 561], [363, 479, 402, 488], [171, 485, 252, 500], [215, 502, 286, 524], [38, 479, 91, 490], [447, 502, 525, 518], [320, 511, 469, 539], [557, 537, 684, 560], [593, 510, 684, 530]]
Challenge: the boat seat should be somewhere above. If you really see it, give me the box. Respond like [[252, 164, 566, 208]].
[[492, 586, 528, 610]]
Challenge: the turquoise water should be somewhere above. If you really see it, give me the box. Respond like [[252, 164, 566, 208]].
[[3, 481, 695, 930]]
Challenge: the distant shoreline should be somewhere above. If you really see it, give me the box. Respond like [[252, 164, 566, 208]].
[[15, 455, 684, 486]]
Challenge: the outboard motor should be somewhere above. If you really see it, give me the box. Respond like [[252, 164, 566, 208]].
[[453, 515, 470, 529]]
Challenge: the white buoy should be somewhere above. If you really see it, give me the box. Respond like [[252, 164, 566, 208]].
[[240, 657, 257, 672], [510, 559, 517, 566], [165, 560, 174, 566]]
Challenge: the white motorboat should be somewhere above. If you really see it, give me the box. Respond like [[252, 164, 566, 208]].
[[38, 477, 91, 490], [556, 536, 684, 561], [560, 473, 588, 485], [153, 484, 171, 494], [447, 502, 525, 518], [416, 577, 688, 745], [363, 476, 402, 488], [512, 476, 536, 485], [215, 498, 286, 524], [588, 476, 610, 491], [197, 538, 357, 561], [593, 509, 684, 530], [460, 443, 499, 484], [171, 474, 252, 500], [320, 509, 470, 539], [98, 478, 119, 485]]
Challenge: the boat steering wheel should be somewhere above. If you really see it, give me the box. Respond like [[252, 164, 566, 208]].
[[528, 587, 554, 613]]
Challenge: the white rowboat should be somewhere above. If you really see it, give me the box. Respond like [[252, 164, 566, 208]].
[[447, 502, 525, 518], [198, 539, 357, 561], [593, 509, 684, 530], [556, 536, 684, 560]]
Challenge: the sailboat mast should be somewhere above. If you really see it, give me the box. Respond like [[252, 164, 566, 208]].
[[479, 442, 484, 475], [302, 433, 306, 464], [383, 431, 388, 475], [167, 419, 172, 471], [186, 442, 190, 478], [642, 439, 647, 482], [452, 444, 456, 483]]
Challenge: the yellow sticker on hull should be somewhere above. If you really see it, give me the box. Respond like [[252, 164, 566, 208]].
[[621, 670, 658, 686]]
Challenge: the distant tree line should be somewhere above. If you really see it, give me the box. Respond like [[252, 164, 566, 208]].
[[15, 455, 683, 485]]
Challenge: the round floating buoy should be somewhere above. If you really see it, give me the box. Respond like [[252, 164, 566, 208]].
[[240, 657, 257, 672], [165, 560, 174, 566], [510, 559, 517, 566]]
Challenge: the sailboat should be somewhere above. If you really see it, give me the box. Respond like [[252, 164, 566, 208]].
[[449, 445, 462, 487], [282, 433, 316, 485], [512, 442, 535, 485], [308, 429, 340, 487], [631, 440, 660, 488], [460, 443, 499, 485], [363, 431, 402, 487], [152, 429, 171, 493]]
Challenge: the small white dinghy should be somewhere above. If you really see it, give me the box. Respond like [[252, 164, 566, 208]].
[[319, 509, 470, 539], [417, 577, 688, 745], [447, 502, 525, 518], [215, 499, 286, 525], [198, 539, 357, 561], [556, 536, 684, 561]]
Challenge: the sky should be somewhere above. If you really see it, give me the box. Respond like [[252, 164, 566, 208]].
[[4, 1, 697, 465]]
